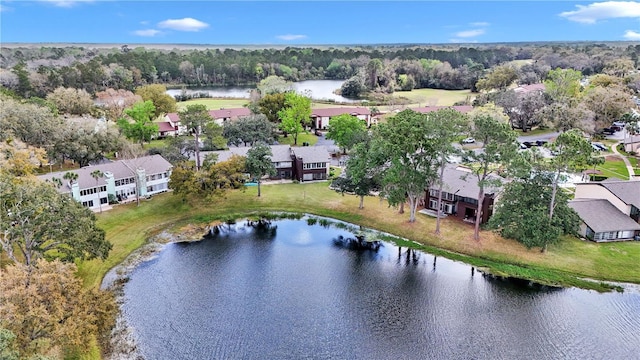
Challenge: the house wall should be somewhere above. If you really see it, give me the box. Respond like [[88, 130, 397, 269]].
[[574, 184, 631, 215], [624, 142, 640, 153], [424, 188, 495, 224]]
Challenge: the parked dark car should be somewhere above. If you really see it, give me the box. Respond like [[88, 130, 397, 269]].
[[535, 140, 548, 146], [601, 128, 615, 135], [610, 125, 622, 132], [521, 141, 533, 148]]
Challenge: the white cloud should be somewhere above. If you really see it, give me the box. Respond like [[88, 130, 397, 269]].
[[559, 1, 640, 24], [623, 30, 640, 39], [39, 0, 94, 7], [157, 17, 209, 32], [140, 20, 149, 25], [276, 34, 307, 41], [133, 29, 161, 37], [470, 22, 490, 27], [455, 29, 485, 38]]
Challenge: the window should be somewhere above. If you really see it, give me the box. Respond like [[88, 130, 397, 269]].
[[82, 200, 94, 207], [429, 199, 438, 210], [115, 177, 135, 187], [429, 189, 439, 197]]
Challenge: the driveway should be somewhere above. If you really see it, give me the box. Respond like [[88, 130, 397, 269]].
[[314, 133, 343, 166]]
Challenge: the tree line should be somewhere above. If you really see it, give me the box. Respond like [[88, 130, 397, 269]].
[[2, 43, 639, 98]]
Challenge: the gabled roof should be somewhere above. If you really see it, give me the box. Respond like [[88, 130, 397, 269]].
[[157, 121, 176, 132], [569, 199, 640, 233], [38, 155, 172, 193], [165, 108, 252, 123], [435, 163, 504, 200], [202, 145, 293, 164], [291, 146, 332, 164], [599, 179, 640, 209], [166, 113, 180, 123], [311, 107, 371, 117], [411, 106, 473, 114]]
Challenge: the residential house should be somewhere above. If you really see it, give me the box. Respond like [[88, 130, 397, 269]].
[[570, 179, 640, 241], [424, 163, 503, 224], [623, 135, 640, 154], [310, 107, 372, 129], [160, 113, 186, 137], [199, 145, 331, 182], [513, 83, 545, 94], [38, 155, 173, 212], [204, 144, 295, 180], [290, 146, 331, 182], [161, 107, 251, 137], [208, 108, 252, 125]]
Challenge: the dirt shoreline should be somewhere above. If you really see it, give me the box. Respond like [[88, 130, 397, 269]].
[[101, 228, 210, 360]]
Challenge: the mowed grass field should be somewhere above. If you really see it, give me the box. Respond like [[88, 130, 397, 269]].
[[392, 88, 474, 107], [78, 182, 640, 291]]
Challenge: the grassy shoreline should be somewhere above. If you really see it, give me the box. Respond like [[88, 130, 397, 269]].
[[78, 182, 640, 292]]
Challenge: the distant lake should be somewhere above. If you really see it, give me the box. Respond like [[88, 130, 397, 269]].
[[121, 217, 640, 360], [166, 80, 358, 103]]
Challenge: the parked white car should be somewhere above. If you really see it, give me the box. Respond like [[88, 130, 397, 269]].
[[462, 137, 476, 144]]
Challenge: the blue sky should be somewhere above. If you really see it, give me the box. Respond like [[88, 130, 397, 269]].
[[2, 1, 640, 44]]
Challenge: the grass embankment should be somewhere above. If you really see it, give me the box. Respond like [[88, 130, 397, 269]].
[[79, 182, 640, 292]]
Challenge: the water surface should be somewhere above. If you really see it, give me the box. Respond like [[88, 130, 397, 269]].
[[166, 80, 355, 102], [122, 218, 640, 359]]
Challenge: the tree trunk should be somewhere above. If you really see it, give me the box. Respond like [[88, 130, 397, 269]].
[[435, 163, 446, 235], [359, 195, 364, 209], [408, 195, 417, 223], [195, 132, 201, 171], [549, 170, 560, 220], [398, 201, 405, 214], [474, 188, 484, 241], [257, 180, 261, 197]]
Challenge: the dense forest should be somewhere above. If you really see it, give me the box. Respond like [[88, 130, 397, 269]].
[[1, 42, 640, 98]]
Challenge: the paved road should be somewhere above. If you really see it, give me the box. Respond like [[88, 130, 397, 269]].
[[517, 131, 560, 143]]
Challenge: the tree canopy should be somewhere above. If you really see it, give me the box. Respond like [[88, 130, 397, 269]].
[[0, 173, 111, 267], [223, 114, 278, 147], [278, 92, 312, 146], [117, 100, 158, 145], [245, 142, 276, 197], [135, 84, 176, 118], [325, 113, 367, 154]]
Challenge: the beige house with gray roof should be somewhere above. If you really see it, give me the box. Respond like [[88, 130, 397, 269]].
[[570, 179, 640, 241]]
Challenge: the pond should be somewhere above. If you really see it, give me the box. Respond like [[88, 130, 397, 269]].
[[166, 79, 357, 103], [120, 217, 640, 360]]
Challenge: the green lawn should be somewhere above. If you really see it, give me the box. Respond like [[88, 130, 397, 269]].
[[277, 132, 319, 146], [515, 128, 557, 137], [596, 156, 629, 179], [391, 88, 473, 107], [78, 182, 640, 291], [177, 98, 250, 110]]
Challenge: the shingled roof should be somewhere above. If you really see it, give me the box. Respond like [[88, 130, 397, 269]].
[[569, 198, 640, 233], [38, 155, 172, 193], [435, 163, 504, 199], [599, 179, 640, 209]]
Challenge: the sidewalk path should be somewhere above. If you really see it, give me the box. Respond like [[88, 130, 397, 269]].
[[610, 142, 636, 180]]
